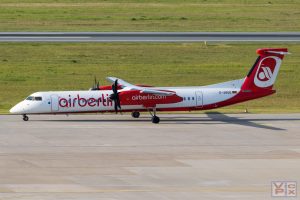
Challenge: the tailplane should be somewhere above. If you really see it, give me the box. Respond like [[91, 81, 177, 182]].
[[241, 48, 289, 91]]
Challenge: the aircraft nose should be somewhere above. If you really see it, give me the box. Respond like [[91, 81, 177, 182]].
[[10, 102, 24, 114]]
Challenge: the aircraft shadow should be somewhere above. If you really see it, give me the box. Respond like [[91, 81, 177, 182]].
[[204, 112, 287, 131], [159, 113, 291, 130]]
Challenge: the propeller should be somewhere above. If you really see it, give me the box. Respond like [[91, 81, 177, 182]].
[[109, 79, 121, 113], [91, 76, 100, 90]]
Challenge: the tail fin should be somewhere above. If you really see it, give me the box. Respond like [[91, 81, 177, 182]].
[[241, 48, 289, 91]]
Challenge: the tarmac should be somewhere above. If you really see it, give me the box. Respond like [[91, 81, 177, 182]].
[[1, 113, 300, 200]]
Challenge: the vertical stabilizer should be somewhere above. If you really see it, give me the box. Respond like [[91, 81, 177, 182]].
[[241, 48, 289, 91]]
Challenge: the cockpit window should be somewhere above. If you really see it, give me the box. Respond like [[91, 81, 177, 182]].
[[35, 97, 42, 101], [26, 96, 42, 101], [26, 96, 34, 101]]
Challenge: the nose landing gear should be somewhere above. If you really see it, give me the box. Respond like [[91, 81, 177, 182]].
[[22, 114, 29, 121]]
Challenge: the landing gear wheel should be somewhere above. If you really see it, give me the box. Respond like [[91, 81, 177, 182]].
[[148, 107, 160, 124], [131, 111, 140, 118], [151, 116, 160, 124], [23, 114, 29, 121]]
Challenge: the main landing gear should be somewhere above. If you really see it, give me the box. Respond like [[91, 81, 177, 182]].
[[22, 114, 29, 121], [131, 111, 140, 118], [152, 115, 160, 124], [149, 108, 160, 124], [131, 110, 159, 123]]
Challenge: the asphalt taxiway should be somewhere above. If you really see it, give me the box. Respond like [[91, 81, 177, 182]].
[[1, 113, 300, 200]]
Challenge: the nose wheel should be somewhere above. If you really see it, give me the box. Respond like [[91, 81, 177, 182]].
[[131, 111, 140, 118], [23, 114, 29, 121]]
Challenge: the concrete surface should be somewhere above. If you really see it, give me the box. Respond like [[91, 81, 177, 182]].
[[0, 32, 300, 42], [0, 113, 300, 200]]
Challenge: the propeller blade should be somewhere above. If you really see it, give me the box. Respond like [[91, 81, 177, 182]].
[[111, 84, 114, 91], [116, 95, 121, 109], [112, 79, 118, 93], [114, 101, 118, 113], [109, 79, 121, 113], [91, 76, 100, 90]]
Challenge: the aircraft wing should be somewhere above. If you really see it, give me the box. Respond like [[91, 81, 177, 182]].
[[106, 77, 175, 96], [106, 77, 136, 89]]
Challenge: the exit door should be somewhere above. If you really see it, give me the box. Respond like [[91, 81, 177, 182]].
[[195, 91, 203, 107], [51, 95, 59, 112]]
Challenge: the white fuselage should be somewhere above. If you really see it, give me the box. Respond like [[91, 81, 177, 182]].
[[10, 79, 244, 114]]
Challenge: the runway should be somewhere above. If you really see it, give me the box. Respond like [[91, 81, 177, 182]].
[[1, 113, 300, 200], [0, 32, 300, 42]]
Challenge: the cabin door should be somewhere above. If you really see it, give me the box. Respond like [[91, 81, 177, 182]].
[[195, 91, 203, 107], [51, 95, 59, 112]]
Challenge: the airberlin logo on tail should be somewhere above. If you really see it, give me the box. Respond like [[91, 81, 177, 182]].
[[254, 56, 281, 88], [258, 66, 273, 81]]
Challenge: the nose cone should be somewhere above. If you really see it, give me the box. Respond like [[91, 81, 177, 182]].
[[10, 102, 24, 114]]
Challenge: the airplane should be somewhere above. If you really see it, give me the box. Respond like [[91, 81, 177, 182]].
[[10, 48, 289, 123]]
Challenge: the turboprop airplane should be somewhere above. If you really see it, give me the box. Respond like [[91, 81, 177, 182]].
[[10, 48, 289, 123]]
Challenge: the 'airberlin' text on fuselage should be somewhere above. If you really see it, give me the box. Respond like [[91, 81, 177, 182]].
[[59, 94, 112, 108], [132, 94, 167, 101], [59, 94, 168, 108]]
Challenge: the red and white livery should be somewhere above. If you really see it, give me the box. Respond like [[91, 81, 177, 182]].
[[10, 48, 289, 123]]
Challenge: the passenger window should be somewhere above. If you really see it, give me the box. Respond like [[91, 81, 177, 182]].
[[192, 97, 194, 100], [183, 97, 186, 100], [188, 97, 190, 100], [35, 97, 42, 101]]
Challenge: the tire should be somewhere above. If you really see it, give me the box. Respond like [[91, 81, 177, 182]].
[[131, 111, 140, 118], [151, 116, 160, 124], [23, 115, 29, 121]]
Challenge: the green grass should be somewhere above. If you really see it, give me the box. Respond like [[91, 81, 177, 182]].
[[0, 0, 299, 31], [0, 42, 299, 114]]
